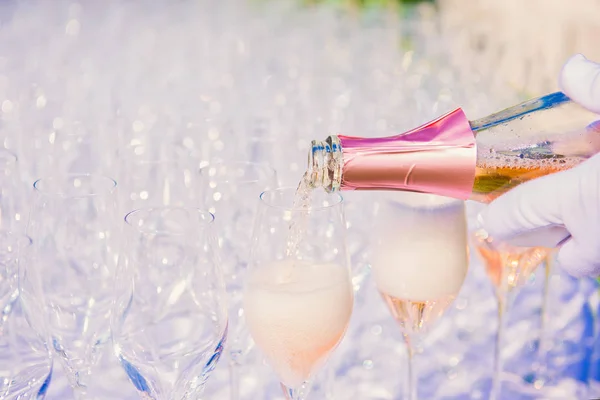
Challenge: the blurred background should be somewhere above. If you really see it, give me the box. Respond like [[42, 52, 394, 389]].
[[1, 0, 600, 399]]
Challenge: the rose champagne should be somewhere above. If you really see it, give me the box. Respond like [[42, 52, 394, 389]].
[[371, 193, 468, 334], [474, 233, 549, 291], [243, 259, 353, 388]]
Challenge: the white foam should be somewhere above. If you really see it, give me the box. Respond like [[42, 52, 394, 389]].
[[371, 198, 469, 301], [243, 260, 353, 388], [379, 191, 463, 209]]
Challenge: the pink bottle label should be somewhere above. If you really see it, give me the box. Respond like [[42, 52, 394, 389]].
[[338, 108, 477, 200]]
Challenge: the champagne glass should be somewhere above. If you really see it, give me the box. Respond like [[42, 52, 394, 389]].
[[244, 187, 354, 400], [529, 251, 555, 389], [1, 231, 53, 399], [0, 230, 20, 324], [117, 141, 199, 214], [370, 192, 469, 400], [50, 121, 113, 175], [30, 120, 116, 178], [0, 149, 24, 233], [198, 161, 277, 400], [111, 207, 228, 399], [20, 174, 120, 399], [472, 228, 549, 400]]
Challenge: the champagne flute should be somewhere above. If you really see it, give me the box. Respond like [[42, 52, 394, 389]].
[[20, 174, 120, 399], [111, 207, 228, 399], [473, 228, 549, 400], [0, 230, 20, 323], [0, 149, 24, 232], [370, 192, 469, 400], [117, 141, 199, 214], [30, 120, 116, 178], [244, 187, 354, 400], [530, 251, 555, 389], [0, 231, 53, 399], [198, 160, 277, 400]]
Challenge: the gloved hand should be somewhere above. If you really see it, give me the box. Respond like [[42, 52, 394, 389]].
[[480, 54, 600, 278]]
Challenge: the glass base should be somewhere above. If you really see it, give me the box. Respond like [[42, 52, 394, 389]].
[[45, 347, 137, 400], [281, 381, 311, 400]]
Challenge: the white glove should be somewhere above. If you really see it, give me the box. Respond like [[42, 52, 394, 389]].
[[480, 54, 600, 278]]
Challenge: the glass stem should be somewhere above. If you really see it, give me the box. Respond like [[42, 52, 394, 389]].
[[72, 384, 89, 400], [228, 284, 244, 400], [281, 381, 310, 400], [403, 333, 417, 400], [534, 255, 553, 386], [229, 358, 241, 400], [491, 288, 509, 400], [61, 358, 93, 400], [323, 362, 336, 399]]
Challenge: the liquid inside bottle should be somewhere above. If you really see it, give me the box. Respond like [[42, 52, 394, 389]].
[[471, 92, 600, 202]]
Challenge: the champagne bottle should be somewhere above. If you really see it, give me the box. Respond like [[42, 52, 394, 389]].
[[307, 92, 600, 203]]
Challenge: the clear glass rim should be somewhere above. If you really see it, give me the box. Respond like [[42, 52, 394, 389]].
[[0, 148, 18, 165], [0, 230, 32, 248], [119, 142, 192, 165], [124, 206, 215, 236], [472, 229, 538, 253], [33, 174, 117, 198], [199, 160, 277, 184], [259, 186, 344, 211]]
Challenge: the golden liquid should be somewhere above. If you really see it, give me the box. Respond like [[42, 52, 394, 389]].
[[470, 158, 576, 203], [470, 157, 559, 290], [470, 100, 600, 203], [379, 291, 455, 335], [474, 240, 549, 292]]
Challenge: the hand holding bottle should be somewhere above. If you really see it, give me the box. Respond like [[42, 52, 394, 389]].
[[480, 54, 600, 278]]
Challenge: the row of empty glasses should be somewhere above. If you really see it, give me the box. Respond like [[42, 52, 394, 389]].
[[0, 136, 259, 396]]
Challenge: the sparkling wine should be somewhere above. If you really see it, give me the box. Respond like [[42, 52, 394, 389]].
[[243, 260, 353, 388], [474, 233, 549, 291], [371, 192, 468, 334], [372, 196, 468, 300], [307, 92, 600, 204], [379, 291, 456, 335], [285, 172, 312, 257], [472, 152, 580, 203]]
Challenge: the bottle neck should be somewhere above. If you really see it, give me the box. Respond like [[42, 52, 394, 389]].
[[308, 135, 342, 192], [309, 108, 477, 200]]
